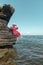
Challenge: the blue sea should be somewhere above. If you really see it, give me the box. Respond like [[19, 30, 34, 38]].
[[14, 35, 43, 65]]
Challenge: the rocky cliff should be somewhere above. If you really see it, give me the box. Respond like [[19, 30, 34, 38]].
[[0, 4, 17, 65]]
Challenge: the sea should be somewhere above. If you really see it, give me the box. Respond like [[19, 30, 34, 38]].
[[13, 35, 43, 65]]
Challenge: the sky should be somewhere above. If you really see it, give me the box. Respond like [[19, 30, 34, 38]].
[[0, 0, 43, 35]]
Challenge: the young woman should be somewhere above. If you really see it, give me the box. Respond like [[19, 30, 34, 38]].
[[10, 24, 21, 37]]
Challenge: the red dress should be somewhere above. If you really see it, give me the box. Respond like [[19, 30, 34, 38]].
[[10, 26, 21, 37]]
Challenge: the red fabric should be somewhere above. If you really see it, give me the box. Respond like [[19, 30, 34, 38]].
[[13, 30, 21, 37], [10, 26, 21, 37]]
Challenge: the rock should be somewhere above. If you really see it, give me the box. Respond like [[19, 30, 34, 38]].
[[0, 19, 17, 46], [0, 48, 17, 65], [0, 19, 7, 26], [0, 4, 17, 65], [0, 4, 15, 23]]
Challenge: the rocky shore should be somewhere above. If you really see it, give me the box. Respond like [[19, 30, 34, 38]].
[[0, 4, 17, 65]]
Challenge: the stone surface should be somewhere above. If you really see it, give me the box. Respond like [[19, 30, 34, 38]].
[[0, 19, 17, 46], [0, 48, 17, 65], [0, 4, 17, 65]]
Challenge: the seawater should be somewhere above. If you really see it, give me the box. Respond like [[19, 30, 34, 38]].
[[14, 35, 43, 65]]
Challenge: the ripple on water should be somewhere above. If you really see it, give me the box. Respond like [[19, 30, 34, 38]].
[[14, 35, 43, 65]]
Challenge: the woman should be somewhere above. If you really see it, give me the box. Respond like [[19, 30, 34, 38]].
[[10, 24, 21, 37]]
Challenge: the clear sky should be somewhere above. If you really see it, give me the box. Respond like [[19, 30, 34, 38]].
[[0, 0, 43, 35]]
